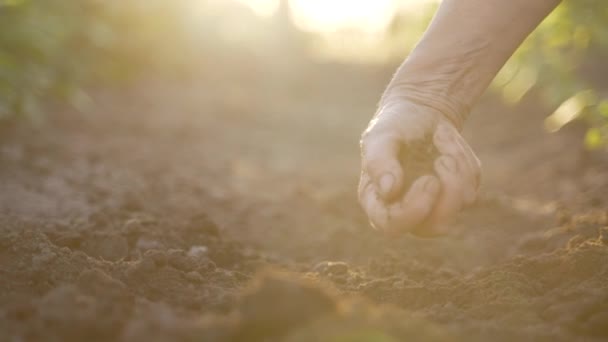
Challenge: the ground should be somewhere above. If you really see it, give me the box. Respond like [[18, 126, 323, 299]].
[[1, 59, 608, 341]]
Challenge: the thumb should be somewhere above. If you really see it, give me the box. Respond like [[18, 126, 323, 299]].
[[361, 134, 404, 202]]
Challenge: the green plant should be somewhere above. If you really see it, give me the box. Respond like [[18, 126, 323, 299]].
[[0, 0, 196, 122], [493, 0, 608, 148]]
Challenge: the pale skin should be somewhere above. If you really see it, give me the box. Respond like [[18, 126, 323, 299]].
[[359, 0, 561, 236]]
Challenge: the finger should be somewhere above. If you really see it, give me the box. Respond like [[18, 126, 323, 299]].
[[357, 172, 371, 203], [360, 132, 404, 202], [433, 123, 478, 202], [386, 175, 440, 235], [433, 122, 471, 174], [452, 135, 481, 205], [359, 175, 390, 232], [453, 133, 482, 189], [426, 155, 466, 232]]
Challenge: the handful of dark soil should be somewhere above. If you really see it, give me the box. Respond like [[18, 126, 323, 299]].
[[398, 135, 439, 192]]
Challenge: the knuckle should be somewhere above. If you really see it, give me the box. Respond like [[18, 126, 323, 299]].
[[360, 128, 382, 146], [359, 132, 374, 152], [361, 120, 397, 144], [361, 119, 381, 139]]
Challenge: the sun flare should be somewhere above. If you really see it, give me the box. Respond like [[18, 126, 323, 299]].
[[289, 0, 395, 34], [234, 0, 279, 17], [234, 0, 398, 34]]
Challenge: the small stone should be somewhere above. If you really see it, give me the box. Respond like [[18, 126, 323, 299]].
[[313, 261, 349, 275], [188, 245, 208, 258], [327, 261, 349, 275], [312, 261, 330, 273], [168, 249, 196, 272], [135, 238, 164, 252]]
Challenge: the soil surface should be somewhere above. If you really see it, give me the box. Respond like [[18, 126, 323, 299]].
[[2, 60, 608, 341]]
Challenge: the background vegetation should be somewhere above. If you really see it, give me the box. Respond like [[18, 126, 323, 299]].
[[494, 0, 608, 148], [0, 0, 199, 121], [0, 0, 606, 146]]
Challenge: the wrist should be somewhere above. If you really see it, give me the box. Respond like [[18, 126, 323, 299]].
[[380, 36, 496, 130], [380, 82, 468, 131]]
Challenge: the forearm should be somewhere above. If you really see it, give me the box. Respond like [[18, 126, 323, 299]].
[[381, 0, 560, 129]]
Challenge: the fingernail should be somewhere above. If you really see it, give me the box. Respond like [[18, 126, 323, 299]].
[[379, 174, 394, 196]]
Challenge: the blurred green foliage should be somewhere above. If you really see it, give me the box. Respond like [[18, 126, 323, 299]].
[[0, 0, 195, 121], [493, 0, 608, 148], [1, 0, 87, 120], [1, 0, 607, 149]]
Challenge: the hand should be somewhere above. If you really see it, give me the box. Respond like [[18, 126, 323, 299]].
[[358, 100, 481, 236]]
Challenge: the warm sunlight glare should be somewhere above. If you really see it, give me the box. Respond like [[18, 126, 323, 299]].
[[289, 0, 395, 33], [234, 0, 279, 17], [236, 0, 398, 34], [214, 0, 439, 62]]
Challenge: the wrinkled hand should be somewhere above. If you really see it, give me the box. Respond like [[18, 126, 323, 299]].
[[358, 101, 481, 236]]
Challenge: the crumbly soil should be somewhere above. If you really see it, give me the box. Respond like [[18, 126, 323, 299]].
[[1, 60, 608, 342]]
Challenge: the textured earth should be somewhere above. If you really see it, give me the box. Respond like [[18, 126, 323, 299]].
[[1, 59, 608, 341]]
